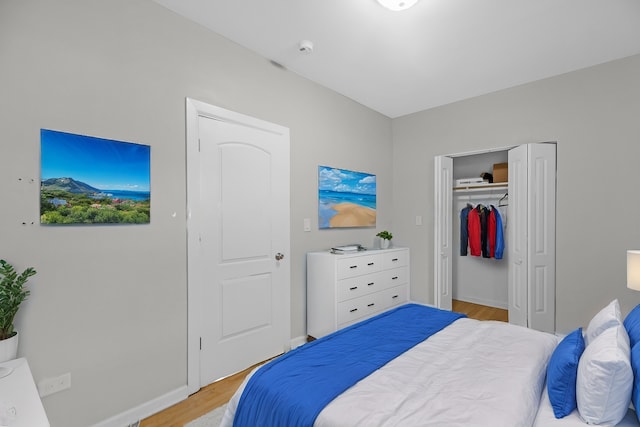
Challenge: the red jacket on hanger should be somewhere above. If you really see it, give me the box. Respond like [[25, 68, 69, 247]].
[[468, 207, 481, 256]]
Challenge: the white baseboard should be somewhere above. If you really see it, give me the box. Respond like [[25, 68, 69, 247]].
[[91, 386, 188, 427], [290, 335, 307, 349]]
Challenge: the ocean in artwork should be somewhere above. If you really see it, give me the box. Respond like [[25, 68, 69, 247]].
[[95, 190, 151, 201]]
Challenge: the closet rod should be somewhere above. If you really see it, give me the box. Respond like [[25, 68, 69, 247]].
[[455, 193, 506, 202]]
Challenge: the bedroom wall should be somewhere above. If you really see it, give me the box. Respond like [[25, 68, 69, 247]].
[[392, 53, 640, 334], [0, 1, 392, 426]]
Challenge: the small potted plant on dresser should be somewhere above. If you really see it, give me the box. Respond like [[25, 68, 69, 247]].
[[376, 230, 393, 249], [0, 259, 37, 362]]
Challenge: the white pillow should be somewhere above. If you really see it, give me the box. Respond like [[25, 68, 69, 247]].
[[576, 324, 632, 425], [584, 299, 622, 346]]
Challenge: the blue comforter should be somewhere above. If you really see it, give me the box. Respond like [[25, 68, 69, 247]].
[[232, 303, 466, 427]]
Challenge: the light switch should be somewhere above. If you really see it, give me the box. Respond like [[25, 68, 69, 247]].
[[416, 215, 423, 226], [303, 218, 311, 232]]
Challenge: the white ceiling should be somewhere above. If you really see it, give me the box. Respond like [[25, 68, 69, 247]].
[[153, 0, 640, 118]]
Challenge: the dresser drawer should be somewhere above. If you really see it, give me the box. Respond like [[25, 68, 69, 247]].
[[382, 250, 409, 269], [336, 254, 382, 279], [337, 284, 409, 327], [336, 272, 383, 302], [377, 266, 409, 291], [375, 284, 409, 312], [337, 297, 371, 325]]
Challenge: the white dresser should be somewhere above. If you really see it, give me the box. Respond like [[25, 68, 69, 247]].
[[307, 247, 410, 338]]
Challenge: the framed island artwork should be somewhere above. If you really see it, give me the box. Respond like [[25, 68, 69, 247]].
[[40, 129, 151, 225], [318, 165, 376, 229]]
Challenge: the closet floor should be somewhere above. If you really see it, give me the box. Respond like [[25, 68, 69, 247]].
[[452, 299, 508, 322]]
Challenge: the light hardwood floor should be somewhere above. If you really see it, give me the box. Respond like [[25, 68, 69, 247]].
[[141, 300, 507, 426], [452, 299, 508, 322]]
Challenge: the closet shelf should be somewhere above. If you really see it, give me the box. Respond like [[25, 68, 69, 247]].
[[453, 182, 508, 193]]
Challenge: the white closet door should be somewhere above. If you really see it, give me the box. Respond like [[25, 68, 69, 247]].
[[508, 145, 528, 326], [434, 155, 453, 310], [508, 143, 556, 332], [527, 143, 556, 333]]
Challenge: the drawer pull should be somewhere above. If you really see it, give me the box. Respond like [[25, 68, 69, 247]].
[[349, 286, 358, 291], [350, 308, 358, 313], [350, 265, 358, 269], [392, 258, 399, 261], [392, 295, 399, 299], [367, 282, 374, 286], [367, 303, 375, 307], [367, 262, 374, 266], [392, 276, 399, 280]]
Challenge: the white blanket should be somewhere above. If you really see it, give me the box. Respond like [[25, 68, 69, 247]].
[[223, 318, 558, 427], [534, 386, 639, 427]]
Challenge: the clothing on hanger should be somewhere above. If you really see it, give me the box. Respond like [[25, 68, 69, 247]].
[[467, 206, 481, 256], [459, 203, 505, 259], [460, 204, 473, 256], [488, 208, 496, 258], [492, 205, 505, 259], [477, 205, 490, 258]]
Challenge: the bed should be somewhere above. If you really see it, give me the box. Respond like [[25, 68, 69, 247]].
[[221, 302, 640, 427]]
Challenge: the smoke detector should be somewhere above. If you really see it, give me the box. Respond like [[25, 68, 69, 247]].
[[298, 40, 314, 54]]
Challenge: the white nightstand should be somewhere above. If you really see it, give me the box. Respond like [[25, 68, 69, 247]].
[[0, 358, 49, 427]]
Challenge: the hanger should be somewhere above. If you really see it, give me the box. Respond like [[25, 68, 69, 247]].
[[498, 192, 508, 207]]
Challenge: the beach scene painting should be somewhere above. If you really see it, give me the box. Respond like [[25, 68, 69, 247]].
[[318, 165, 376, 229], [40, 129, 151, 224]]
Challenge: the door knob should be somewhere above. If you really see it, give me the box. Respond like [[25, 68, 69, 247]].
[[275, 253, 285, 261]]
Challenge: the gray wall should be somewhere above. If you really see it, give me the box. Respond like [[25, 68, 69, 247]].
[[0, 1, 392, 426], [392, 53, 640, 334]]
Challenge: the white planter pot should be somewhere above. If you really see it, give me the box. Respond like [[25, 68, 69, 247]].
[[380, 239, 391, 249], [0, 332, 18, 363]]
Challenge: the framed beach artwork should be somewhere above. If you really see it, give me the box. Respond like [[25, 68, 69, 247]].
[[40, 129, 151, 225], [318, 165, 376, 229]]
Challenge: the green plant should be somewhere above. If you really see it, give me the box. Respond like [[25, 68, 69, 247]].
[[376, 230, 393, 240], [0, 260, 37, 341]]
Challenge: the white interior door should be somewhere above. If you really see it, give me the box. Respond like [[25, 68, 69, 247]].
[[508, 143, 556, 332], [507, 145, 528, 327], [186, 99, 290, 393], [434, 155, 453, 310]]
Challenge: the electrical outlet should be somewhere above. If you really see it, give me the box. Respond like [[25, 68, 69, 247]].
[[38, 372, 71, 397]]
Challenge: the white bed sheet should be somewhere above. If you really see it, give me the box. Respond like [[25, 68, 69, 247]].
[[222, 317, 558, 427], [534, 385, 639, 427]]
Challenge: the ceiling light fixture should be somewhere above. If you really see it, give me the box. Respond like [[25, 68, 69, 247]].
[[376, 0, 419, 11]]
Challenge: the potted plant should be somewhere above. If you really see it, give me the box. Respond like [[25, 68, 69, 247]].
[[376, 230, 393, 249], [0, 259, 36, 362]]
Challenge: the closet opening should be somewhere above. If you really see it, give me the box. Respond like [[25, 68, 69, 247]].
[[452, 150, 509, 316]]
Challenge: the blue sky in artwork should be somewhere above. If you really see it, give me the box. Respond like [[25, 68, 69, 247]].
[[318, 166, 376, 195], [41, 129, 150, 192]]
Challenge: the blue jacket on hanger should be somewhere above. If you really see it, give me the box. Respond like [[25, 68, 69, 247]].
[[493, 205, 505, 260]]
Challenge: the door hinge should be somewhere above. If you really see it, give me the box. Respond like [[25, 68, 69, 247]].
[[198, 138, 201, 152], [199, 337, 202, 350]]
